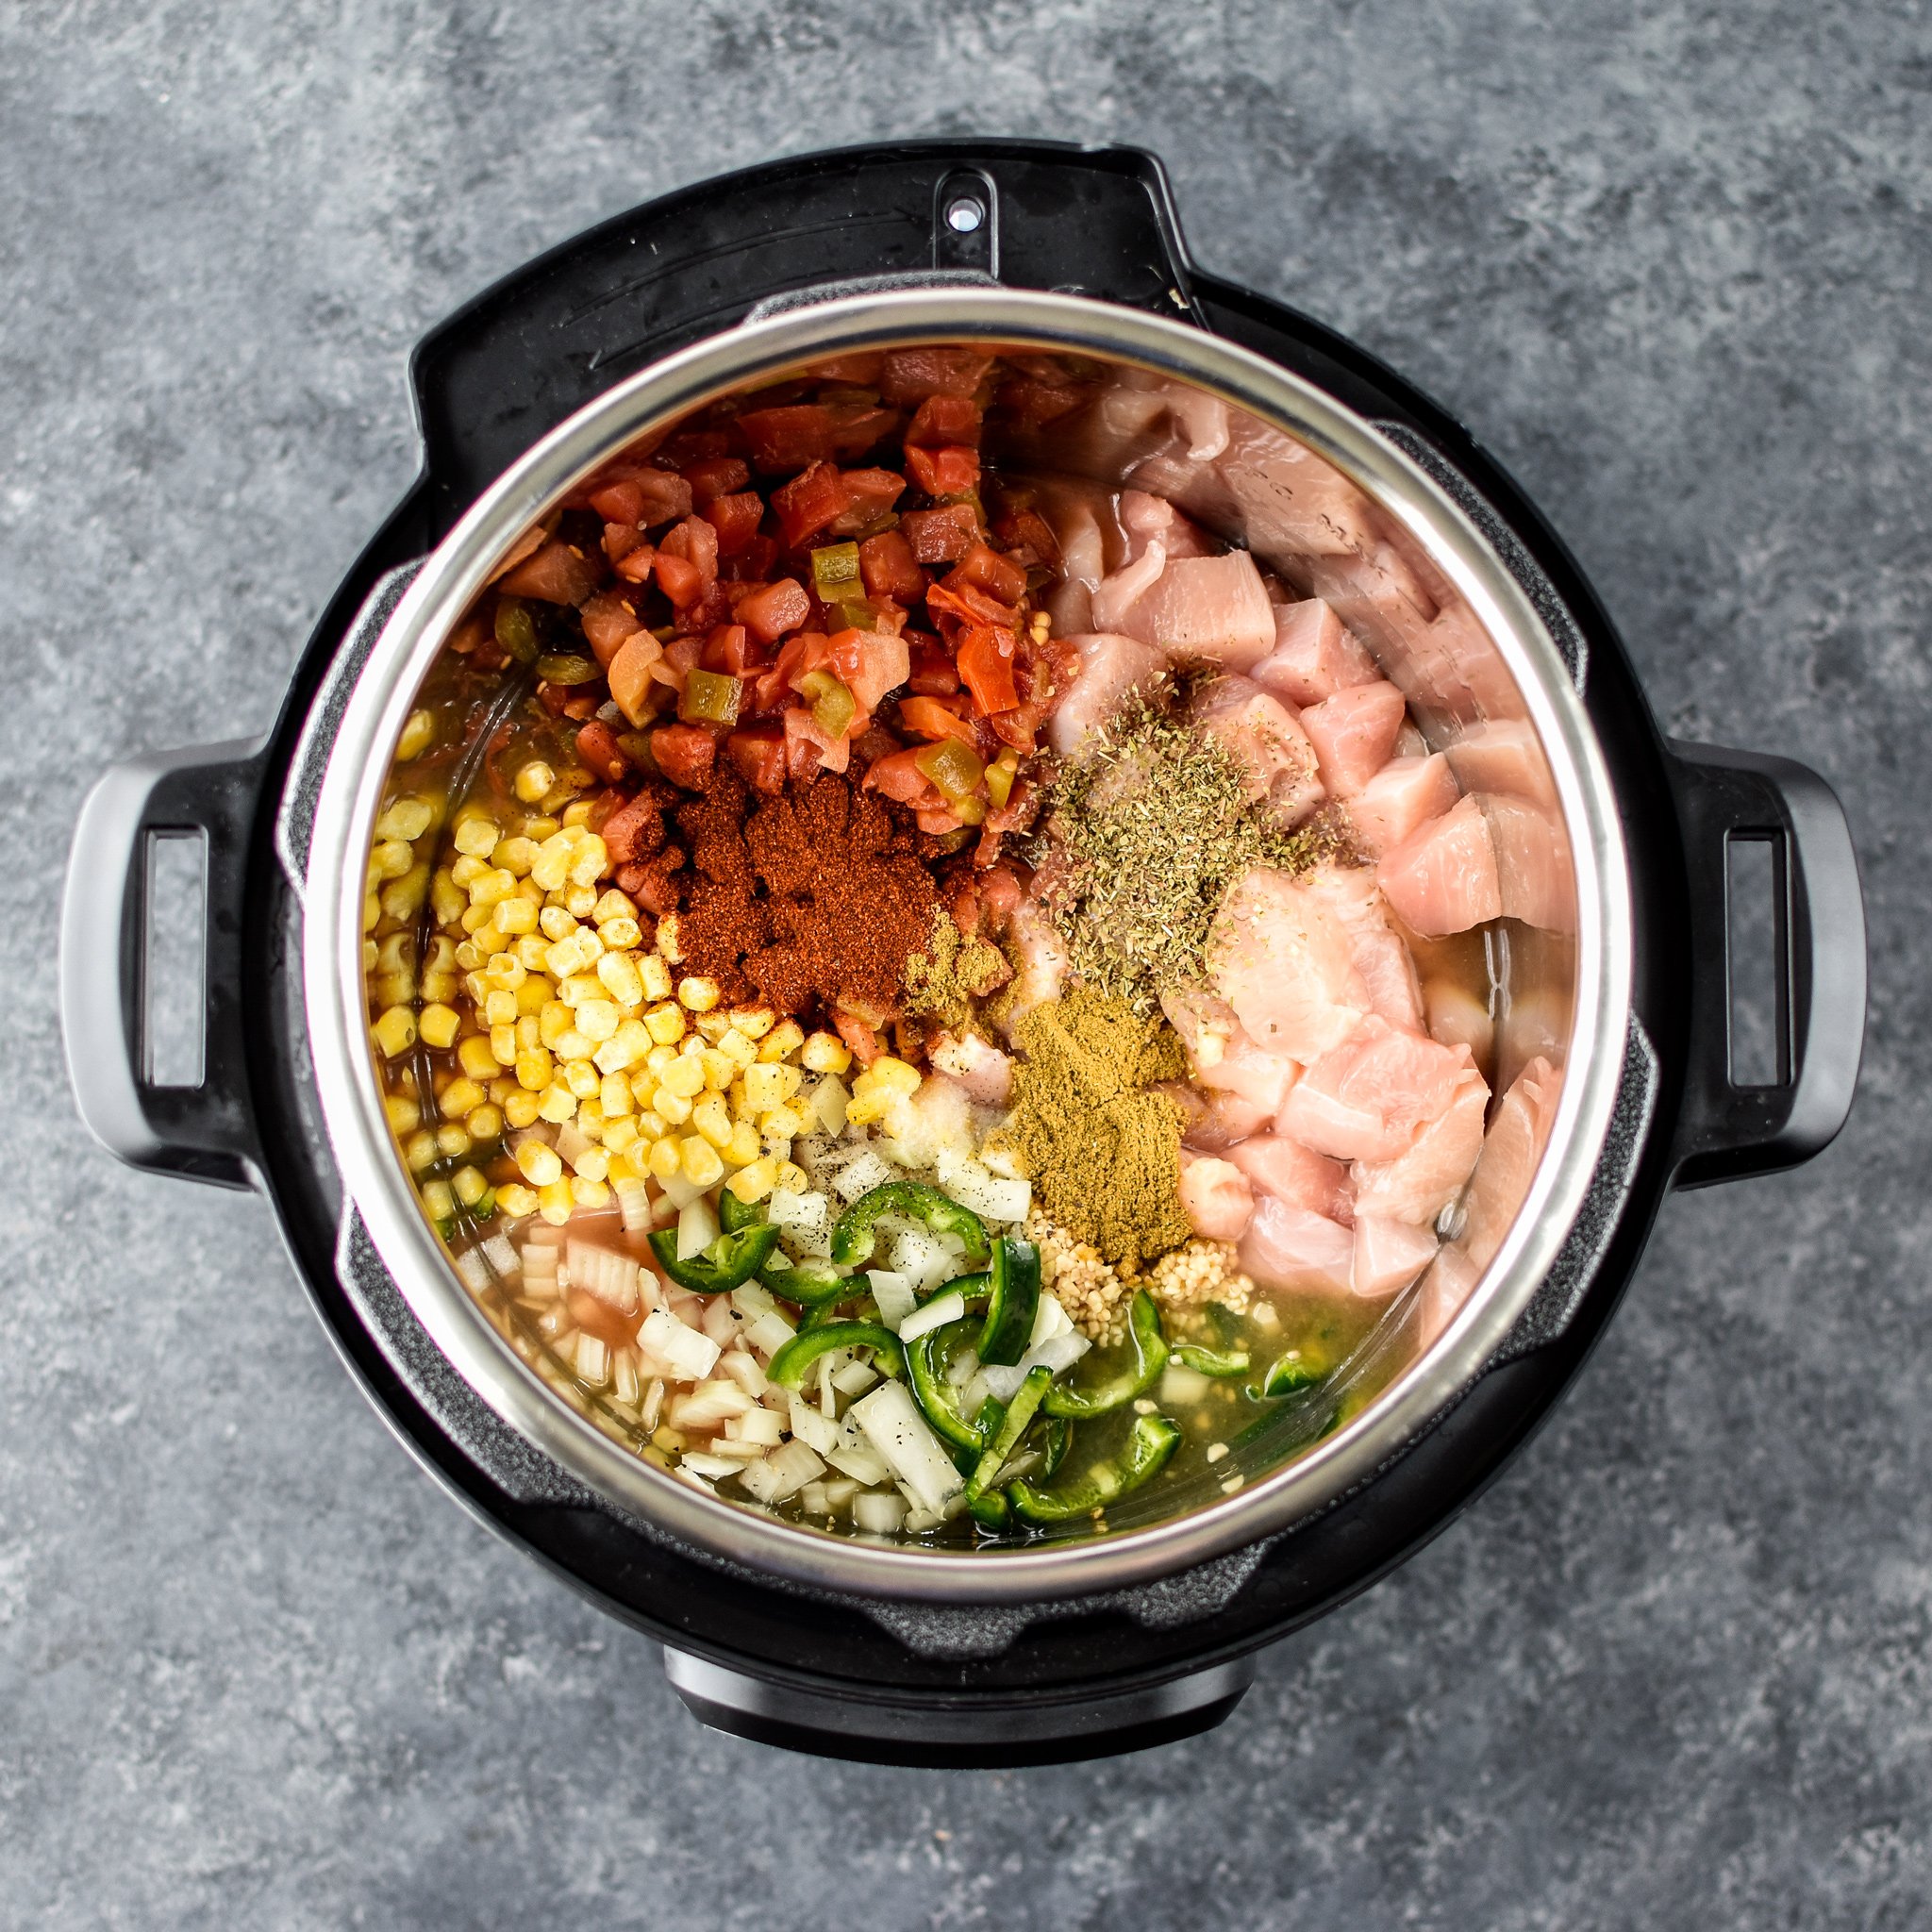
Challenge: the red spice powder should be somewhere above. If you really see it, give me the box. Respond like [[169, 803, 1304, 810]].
[[672, 771, 940, 1019]]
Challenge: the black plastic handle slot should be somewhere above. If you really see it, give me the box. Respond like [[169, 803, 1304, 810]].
[[60, 742, 267, 1190], [409, 139, 1203, 530], [1666, 741, 1865, 1187]]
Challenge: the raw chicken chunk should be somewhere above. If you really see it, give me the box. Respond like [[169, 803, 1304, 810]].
[[1047, 632, 1169, 756], [996, 901, 1069, 1037], [1350, 1215, 1439, 1299], [1486, 795, 1576, 933], [928, 1030, 1014, 1108], [1444, 719, 1557, 807], [1298, 680, 1407, 797], [1416, 1244, 1482, 1350], [1240, 1195, 1356, 1294], [1350, 1068, 1490, 1225], [1089, 540, 1168, 634], [1209, 868, 1373, 1063], [1252, 597, 1379, 708], [1167, 1082, 1280, 1152], [1276, 1016, 1473, 1164], [1377, 793, 1503, 937], [1191, 675, 1324, 828], [1178, 1151, 1256, 1242], [1345, 753, 1459, 859], [1303, 863, 1426, 1036], [1111, 549, 1277, 671], [1460, 1056, 1561, 1271], [1225, 1134, 1354, 1225], [1118, 488, 1215, 561], [1159, 988, 1301, 1115]]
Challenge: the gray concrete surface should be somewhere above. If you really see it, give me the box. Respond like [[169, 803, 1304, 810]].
[[4, 3, 1928, 1925]]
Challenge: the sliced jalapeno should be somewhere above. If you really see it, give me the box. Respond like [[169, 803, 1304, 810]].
[[1007, 1413, 1182, 1524], [906, 1317, 989, 1454], [968, 1491, 1010, 1532], [965, 1365, 1052, 1504], [765, 1320, 904, 1390], [646, 1223, 781, 1295], [977, 1237, 1041, 1368], [828, 1181, 990, 1269], [762, 1255, 849, 1307], [1043, 1290, 1168, 1419], [717, 1188, 764, 1235], [1255, 1350, 1325, 1398], [1172, 1343, 1250, 1377]]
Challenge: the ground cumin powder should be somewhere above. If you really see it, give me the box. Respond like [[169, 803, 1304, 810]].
[[989, 989, 1191, 1272]]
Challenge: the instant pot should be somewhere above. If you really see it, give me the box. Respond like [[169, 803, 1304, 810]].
[[60, 142, 1865, 1765]]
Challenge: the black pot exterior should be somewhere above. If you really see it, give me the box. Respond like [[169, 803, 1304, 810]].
[[66, 141, 1863, 1766]]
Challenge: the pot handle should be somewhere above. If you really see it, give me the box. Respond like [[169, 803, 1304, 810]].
[[60, 741, 267, 1191], [1665, 741, 1865, 1187]]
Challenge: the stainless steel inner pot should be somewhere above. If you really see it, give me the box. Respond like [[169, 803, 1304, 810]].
[[301, 287, 1632, 1605]]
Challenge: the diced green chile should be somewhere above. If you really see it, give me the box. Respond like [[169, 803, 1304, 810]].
[[1039, 1412, 1071, 1479], [647, 1223, 780, 1295], [976, 1238, 1041, 1367], [829, 1182, 990, 1269], [968, 1491, 1010, 1531], [717, 1189, 764, 1235], [1043, 1290, 1168, 1419], [906, 1318, 989, 1453], [1007, 1413, 1182, 1524], [535, 653, 601, 685], [1172, 1343, 1250, 1377], [765, 1321, 904, 1390], [965, 1365, 1051, 1503], [1257, 1350, 1326, 1398]]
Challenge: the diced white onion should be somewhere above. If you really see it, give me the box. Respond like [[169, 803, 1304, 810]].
[[453, 1247, 490, 1292], [867, 1270, 917, 1332], [717, 1351, 767, 1400], [764, 1438, 826, 1499], [731, 1281, 777, 1320], [1159, 1362, 1213, 1406], [679, 1453, 739, 1480], [830, 1358, 878, 1396], [853, 1491, 909, 1535], [728, 1406, 785, 1447], [1017, 1331, 1090, 1380], [567, 1240, 640, 1315], [851, 1381, 965, 1515], [898, 1290, 966, 1344], [481, 1233, 520, 1278], [979, 1363, 1027, 1403], [638, 1307, 720, 1382], [743, 1309, 797, 1357], [1027, 1292, 1073, 1348], [676, 1195, 719, 1261], [658, 1170, 708, 1211], [832, 1150, 893, 1203], [788, 1393, 841, 1455]]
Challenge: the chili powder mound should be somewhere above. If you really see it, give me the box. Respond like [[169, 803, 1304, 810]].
[[671, 771, 941, 1018]]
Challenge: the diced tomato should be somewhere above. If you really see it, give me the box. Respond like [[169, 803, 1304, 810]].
[[654, 552, 702, 607], [579, 591, 641, 665], [576, 720, 630, 784], [824, 404, 900, 460], [757, 631, 830, 712], [738, 577, 812, 645], [649, 722, 720, 791], [782, 705, 850, 778], [832, 1008, 885, 1068], [825, 628, 910, 716], [944, 541, 1028, 608], [826, 467, 906, 535], [880, 347, 994, 407], [916, 805, 966, 836], [601, 788, 666, 866], [900, 503, 981, 563], [602, 520, 643, 566], [997, 377, 1087, 429], [992, 507, 1061, 570], [650, 633, 703, 696], [957, 625, 1020, 714], [862, 745, 945, 808], [608, 632, 664, 726], [695, 623, 754, 675], [808, 352, 886, 386], [907, 395, 982, 448], [772, 461, 855, 548], [703, 491, 764, 556], [723, 532, 779, 582], [858, 529, 925, 603], [577, 463, 691, 525], [907, 636, 961, 697], [588, 479, 646, 526], [898, 695, 977, 746], [498, 539, 597, 607], [926, 579, 1019, 632], [659, 515, 719, 588], [737, 405, 837, 473], [725, 721, 788, 795], [683, 456, 750, 507], [614, 542, 656, 584], [905, 444, 980, 497]]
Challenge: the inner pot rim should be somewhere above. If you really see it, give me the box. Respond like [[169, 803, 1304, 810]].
[[303, 288, 1634, 1606]]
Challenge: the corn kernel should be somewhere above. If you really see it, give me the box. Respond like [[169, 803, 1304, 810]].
[[799, 1028, 848, 1073], [453, 939, 482, 971], [691, 1094, 733, 1148], [843, 1088, 891, 1127], [571, 1145, 610, 1183], [758, 1020, 806, 1064], [724, 1121, 762, 1168], [515, 1049, 554, 1091], [397, 708, 437, 762], [454, 814, 500, 858], [538, 1083, 577, 1124], [691, 1008, 733, 1043], [680, 1136, 724, 1187], [647, 1138, 681, 1180], [435, 1122, 470, 1158], [652, 1085, 692, 1126], [567, 835, 608, 889], [473, 921, 509, 959], [596, 951, 643, 1008], [431, 869, 464, 926], [741, 1062, 799, 1112], [420, 1177, 455, 1225], [514, 1138, 563, 1187], [485, 1023, 515, 1065], [481, 990, 516, 1029], [492, 896, 538, 936], [603, 1111, 641, 1150], [373, 1006, 416, 1057], [570, 1175, 610, 1209], [449, 1164, 490, 1209], [575, 999, 621, 1044], [643, 1003, 687, 1047], [658, 1055, 705, 1100], [866, 1056, 921, 1098], [530, 840, 571, 894], [496, 1182, 538, 1219], [591, 888, 632, 924], [538, 904, 576, 943], [591, 1021, 650, 1076], [726, 1157, 780, 1205], [458, 902, 494, 937], [503, 1090, 541, 1130], [538, 1178, 574, 1225], [403, 1128, 439, 1173], [537, 1003, 571, 1050], [599, 1074, 634, 1117], [482, 951, 525, 991], [561, 1058, 599, 1100], [458, 1034, 502, 1079], [384, 1093, 421, 1135], [760, 1103, 805, 1141], [577, 1099, 605, 1132], [601, 916, 642, 950], [695, 1048, 732, 1091], [416, 1003, 459, 1050], [515, 976, 551, 1016], [514, 933, 551, 972], [438, 1075, 486, 1119], [514, 760, 556, 805], [465, 1103, 504, 1142], [775, 1161, 808, 1193], [380, 864, 429, 923], [494, 835, 538, 876], [715, 1027, 758, 1069], [362, 891, 381, 932], [634, 1108, 668, 1141], [640, 954, 674, 1001], [371, 838, 414, 883], [677, 974, 719, 1013]]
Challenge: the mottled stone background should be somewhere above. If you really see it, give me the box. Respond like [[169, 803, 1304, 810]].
[[4, 4, 1927, 1925]]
